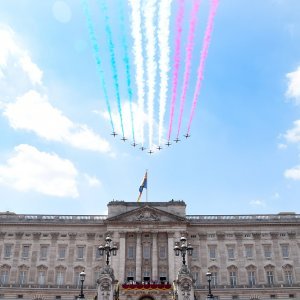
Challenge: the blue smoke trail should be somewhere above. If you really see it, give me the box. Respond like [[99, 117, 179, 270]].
[[98, 0, 125, 138], [81, 0, 115, 132], [119, 0, 135, 142]]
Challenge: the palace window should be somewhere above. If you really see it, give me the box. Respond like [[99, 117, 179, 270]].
[[40, 245, 48, 260], [245, 245, 253, 258], [21, 245, 30, 258], [143, 245, 151, 259], [77, 246, 85, 259], [266, 271, 275, 285], [208, 246, 217, 259], [56, 271, 65, 286], [192, 271, 200, 286], [227, 247, 235, 260], [159, 246, 167, 259], [4, 244, 12, 258], [192, 247, 198, 259], [38, 271, 46, 285], [58, 246, 66, 260], [127, 246, 135, 259], [263, 245, 272, 259], [229, 271, 237, 287], [18, 270, 27, 285], [248, 271, 256, 287], [284, 270, 293, 285], [0, 266, 10, 285], [281, 244, 289, 258], [211, 272, 218, 286]]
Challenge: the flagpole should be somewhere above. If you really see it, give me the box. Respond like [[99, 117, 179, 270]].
[[146, 169, 148, 202]]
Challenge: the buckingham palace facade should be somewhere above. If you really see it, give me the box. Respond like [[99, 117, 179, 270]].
[[0, 200, 300, 300]]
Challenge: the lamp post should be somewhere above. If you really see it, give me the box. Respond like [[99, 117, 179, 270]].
[[174, 236, 193, 265], [78, 269, 86, 299], [98, 236, 118, 266], [206, 271, 214, 299]]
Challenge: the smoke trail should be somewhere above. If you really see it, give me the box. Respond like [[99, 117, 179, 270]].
[[81, 0, 115, 132], [119, 0, 135, 142], [187, 0, 219, 134], [99, 0, 125, 137], [157, 0, 172, 146], [167, 0, 184, 142], [176, 0, 201, 139], [143, 0, 157, 149], [128, 0, 145, 145]]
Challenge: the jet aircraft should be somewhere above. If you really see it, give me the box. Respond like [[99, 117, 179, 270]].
[[157, 146, 162, 151], [165, 141, 171, 147], [111, 131, 117, 137], [184, 133, 190, 139], [174, 137, 181, 143], [148, 150, 153, 154], [121, 136, 127, 142]]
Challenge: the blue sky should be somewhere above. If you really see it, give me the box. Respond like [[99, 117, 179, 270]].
[[0, 0, 300, 216]]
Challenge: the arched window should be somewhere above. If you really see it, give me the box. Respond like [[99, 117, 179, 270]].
[[74, 266, 84, 287], [246, 265, 257, 287], [18, 265, 29, 285], [208, 265, 219, 287], [55, 266, 66, 286], [0, 264, 11, 285], [264, 264, 275, 286], [227, 265, 238, 287], [191, 266, 200, 286], [283, 264, 293, 286], [37, 265, 48, 286]]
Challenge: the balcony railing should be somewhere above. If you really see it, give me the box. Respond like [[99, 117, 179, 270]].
[[186, 214, 300, 223], [122, 283, 172, 290], [0, 214, 107, 224]]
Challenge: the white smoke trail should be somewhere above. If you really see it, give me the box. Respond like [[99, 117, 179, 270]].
[[157, 0, 172, 146], [143, 0, 157, 149], [128, 0, 145, 145]]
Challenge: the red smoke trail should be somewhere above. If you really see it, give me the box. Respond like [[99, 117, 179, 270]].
[[187, 0, 219, 134], [167, 0, 184, 142], [176, 0, 201, 139]]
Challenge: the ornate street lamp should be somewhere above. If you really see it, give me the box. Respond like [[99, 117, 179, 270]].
[[98, 236, 118, 266], [206, 271, 214, 299], [174, 236, 193, 265], [78, 269, 86, 299]]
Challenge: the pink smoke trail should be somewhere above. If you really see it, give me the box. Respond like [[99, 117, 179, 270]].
[[187, 0, 219, 134], [176, 0, 201, 139], [167, 0, 184, 142]]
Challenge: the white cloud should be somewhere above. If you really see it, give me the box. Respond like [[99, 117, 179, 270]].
[[284, 165, 300, 180], [249, 199, 266, 207], [3, 90, 111, 153], [84, 174, 101, 187], [284, 120, 300, 143], [0, 25, 43, 86], [286, 66, 300, 105], [0, 144, 79, 197], [277, 143, 287, 150]]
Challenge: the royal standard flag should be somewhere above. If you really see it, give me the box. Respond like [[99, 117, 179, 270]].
[[137, 172, 147, 202]]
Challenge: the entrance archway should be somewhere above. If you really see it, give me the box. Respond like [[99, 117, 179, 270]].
[[139, 296, 155, 300]]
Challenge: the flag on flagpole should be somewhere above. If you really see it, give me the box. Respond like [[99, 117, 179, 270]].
[[137, 172, 147, 202]]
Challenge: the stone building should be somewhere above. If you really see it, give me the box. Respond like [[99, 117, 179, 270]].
[[0, 200, 300, 300]]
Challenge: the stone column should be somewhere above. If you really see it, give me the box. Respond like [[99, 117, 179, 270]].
[[111, 231, 119, 281], [119, 232, 126, 283], [136, 232, 142, 282], [168, 232, 175, 283], [152, 232, 158, 281]]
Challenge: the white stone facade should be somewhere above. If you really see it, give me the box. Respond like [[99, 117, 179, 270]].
[[0, 201, 300, 300]]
